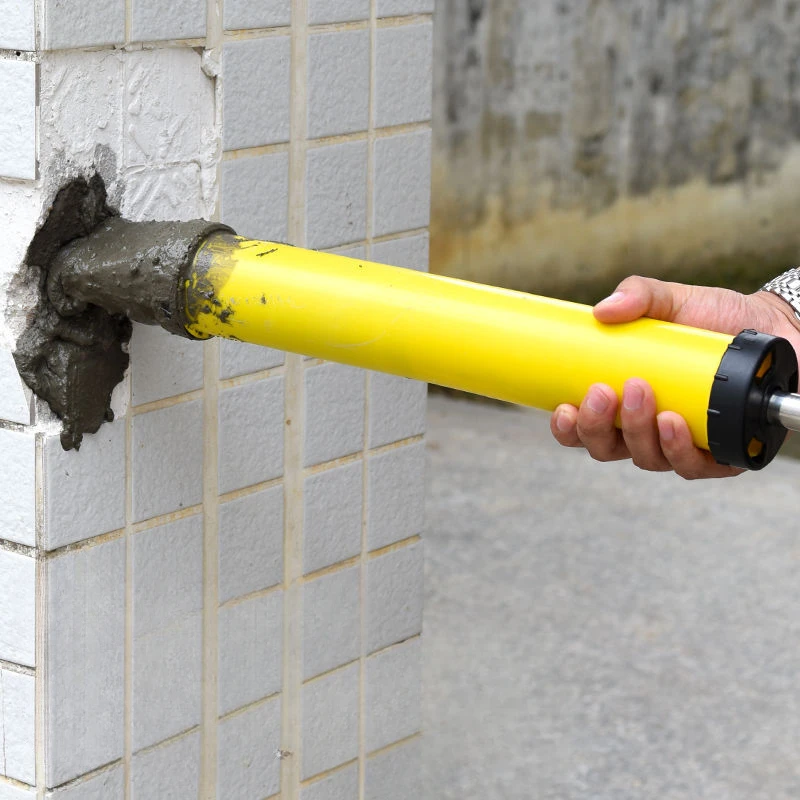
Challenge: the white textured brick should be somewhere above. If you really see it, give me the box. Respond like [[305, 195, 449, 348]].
[[130, 324, 204, 406], [367, 541, 423, 653], [370, 232, 430, 271], [219, 376, 285, 494], [377, 0, 434, 16], [374, 23, 433, 128], [308, 0, 369, 24], [365, 638, 421, 753], [219, 486, 284, 604], [365, 737, 422, 800], [306, 141, 368, 249], [133, 516, 203, 751], [131, 0, 206, 40], [0, 60, 34, 182], [133, 614, 202, 751], [121, 163, 213, 222], [132, 399, 204, 522], [218, 698, 281, 800], [225, 0, 290, 29], [43, 0, 125, 48], [0, 429, 35, 548], [223, 37, 291, 150], [367, 442, 426, 550], [302, 664, 359, 779], [368, 373, 426, 449], [0, 782, 35, 800], [0, 551, 35, 667], [220, 340, 285, 380], [45, 765, 124, 799], [308, 30, 370, 139], [46, 540, 125, 786], [131, 732, 200, 800], [373, 131, 432, 237], [303, 566, 360, 679], [0, 352, 31, 426], [300, 763, 359, 800], [125, 49, 215, 168], [0, 0, 34, 49], [304, 363, 365, 466], [44, 420, 126, 550], [303, 461, 363, 574], [218, 591, 283, 716], [0, 669, 34, 785], [221, 151, 290, 241]]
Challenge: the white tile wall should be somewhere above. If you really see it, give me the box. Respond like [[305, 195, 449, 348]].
[[44, 767, 124, 800], [365, 737, 422, 800], [42, 0, 125, 49], [131, 732, 200, 799], [301, 765, 359, 799], [308, 0, 369, 24], [0, 351, 31, 426], [308, 30, 371, 139], [0, 0, 34, 50], [225, 0, 291, 30], [219, 339, 285, 380], [0, 783, 35, 800], [0, 551, 35, 667], [0, 429, 35, 548], [302, 664, 360, 779], [217, 698, 282, 800], [371, 232, 430, 271], [0, 669, 35, 785], [131, 0, 207, 41], [377, 0, 435, 17], [0, 60, 36, 181], [368, 373, 427, 448]]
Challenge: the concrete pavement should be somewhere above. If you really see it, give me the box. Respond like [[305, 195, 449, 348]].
[[422, 394, 800, 799]]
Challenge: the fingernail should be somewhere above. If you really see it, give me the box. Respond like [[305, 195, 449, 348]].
[[586, 388, 610, 414], [658, 417, 675, 442], [623, 383, 644, 411], [555, 410, 572, 433], [598, 291, 625, 305]]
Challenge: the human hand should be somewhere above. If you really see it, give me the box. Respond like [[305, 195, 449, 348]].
[[550, 276, 800, 479]]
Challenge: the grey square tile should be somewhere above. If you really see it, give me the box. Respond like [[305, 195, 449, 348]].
[[218, 591, 283, 716], [221, 151, 289, 242], [368, 373, 426, 449], [365, 737, 422, 800], [131, 731, 200, 799], [0, 669, 34, 784], [223, 37, 291, 150], [367, 442, 426, 550], [365, 638, 421, 753], [0, 0, 34, 50], [0, 550, 35, 667], [225, 0, 290, 29], [377, 0, 434, 17], [373, 131, 431, 238], [219, 376, 285, 494], [304, 363, 365, 467], [370, 232, 429, 272], [218, 697, 281, 800], [308, 0, 369, 24], [130, 324, 204, 406], [133, 613, 202, 751], [45, 765, 124, 799], [44, 419, 126, 549], [132, 399, 204, 523], [43, 0, 125, 48], [303, 566, 360, 679], [131, 0, 206, 40], [302, 664, 359, 779], [306, 141, 368, 249], [46, 540, 125, 786], [367, 541, 423, 653], [0, 60, 35, 180], [0, 782, 35, 799], [303, 461, 363, 574], [220, 339, 285, 380], [301, 763, 358, 800], [0, 428, 35, 546], [374, 22, 433, 128], [308, 29, 370, 139], [219, 485, 284, 604]]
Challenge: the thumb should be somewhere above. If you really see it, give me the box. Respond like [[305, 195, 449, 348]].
[[593, 276, 695, 325]]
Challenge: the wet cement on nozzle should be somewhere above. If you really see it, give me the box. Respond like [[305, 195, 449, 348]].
[[14, 174, 230, 450]]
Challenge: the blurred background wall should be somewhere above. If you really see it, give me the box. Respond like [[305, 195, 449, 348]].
[[432, 0, 800, 302]]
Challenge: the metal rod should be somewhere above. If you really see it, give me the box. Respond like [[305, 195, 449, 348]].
[[767, 391, 800, 432]]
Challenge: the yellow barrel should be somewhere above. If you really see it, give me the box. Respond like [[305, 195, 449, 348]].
[[185, 233, 732, 450]]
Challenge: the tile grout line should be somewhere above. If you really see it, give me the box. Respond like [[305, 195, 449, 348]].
[[281, 1, 309, 797]]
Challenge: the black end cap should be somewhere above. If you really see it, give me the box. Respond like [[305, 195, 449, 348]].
[[707, 330, 798, 470]]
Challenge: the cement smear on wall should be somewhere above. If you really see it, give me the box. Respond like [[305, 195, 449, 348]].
[[432, 0, 800, 299]]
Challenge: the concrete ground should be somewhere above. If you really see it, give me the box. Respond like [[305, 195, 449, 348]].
[[422, 394, 800, 800]]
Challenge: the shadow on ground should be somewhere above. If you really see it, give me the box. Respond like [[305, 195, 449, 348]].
[[423, 395, 800, 800]]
